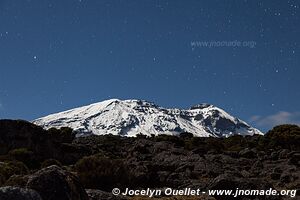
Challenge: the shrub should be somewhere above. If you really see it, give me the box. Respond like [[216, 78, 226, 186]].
[[205, 137, 225, 153], [154, 135, 184, 147], [4, 175, 27, 187], [179, 132, 194, 139], [265, 124, 300, 150], [223, 135, 246, 151], [8, 148, 39, 169], [0, 161, 28, 185], [75, 154, 130, 191], [184, 137, 206, 150], [48, 127, 74, 143], [8, 148, 33, 159], [136, 133, 148, 139]]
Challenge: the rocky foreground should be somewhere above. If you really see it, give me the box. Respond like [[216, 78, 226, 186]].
[[0, 120, 299, 200]]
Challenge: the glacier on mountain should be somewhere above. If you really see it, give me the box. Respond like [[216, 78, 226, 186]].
[[33, 99, 263, 137]]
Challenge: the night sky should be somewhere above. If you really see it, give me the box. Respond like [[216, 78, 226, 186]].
[[0, 0, 299, 131]]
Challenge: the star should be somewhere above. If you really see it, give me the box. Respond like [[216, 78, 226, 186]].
[[156, 4, 164, 11], [258, 83, 262, 88]]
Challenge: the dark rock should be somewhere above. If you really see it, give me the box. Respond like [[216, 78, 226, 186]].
[[278, 149, 290, 159], [270, 152, 279, 160], [156, 171, 170, 184], [26, 165, 88, 200], [166, 172, 190, 187], [272, 167, 282, 174], [251, 160, 263, 171], [207, 172, 273, 191], [224, 151, 239, 158], [239, 148, 257, 159], [203, 117, 212, 127], [207, 173, 241, 190], [192, 147, 209, 155], [207, 150, 219, 155], [130, 139, 153, 154], [0, 186, 42, 200], [280, 174, 294, 184], [86, 189, 128, 200], [190, 103, 212, 110], [215, 117, 236, 131], [194, 114, 204, 121], [241, 170, 251, 178], [270, 173, 281, 180], [288, 153, 300, 166], [153, 141, 173, 153], [257, 151, 266, 160]]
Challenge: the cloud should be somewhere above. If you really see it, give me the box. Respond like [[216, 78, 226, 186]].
[[250, 111, 300, 129]]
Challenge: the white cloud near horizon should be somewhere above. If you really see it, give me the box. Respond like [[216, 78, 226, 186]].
[[250, 111, 300, 129]]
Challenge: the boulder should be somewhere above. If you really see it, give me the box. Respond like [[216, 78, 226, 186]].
[[270, 151, 279, 160], [239, 148, 257, 159], [251, 160, 263, 171], [0, 186, 42, 200], [278, 149, 290, 159], [26, 165, 88, 200], [207, 172, 273, 190], [86, 189, 128, 200], [207, 173, 241, 190], [288, 152, 300, 166]]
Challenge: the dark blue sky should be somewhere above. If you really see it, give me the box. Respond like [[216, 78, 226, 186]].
[[0, 0, 299, 131]]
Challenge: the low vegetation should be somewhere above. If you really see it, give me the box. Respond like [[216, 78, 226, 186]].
[[0, 120, 299, 199]]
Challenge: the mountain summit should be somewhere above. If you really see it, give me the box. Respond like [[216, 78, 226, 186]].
[[33, 99, 263, 137]]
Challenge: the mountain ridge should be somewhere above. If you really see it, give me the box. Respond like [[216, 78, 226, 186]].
[[33, 99, 263, 137]]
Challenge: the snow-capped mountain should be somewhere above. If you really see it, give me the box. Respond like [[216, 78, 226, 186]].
[[33, 99, 263, 137]]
